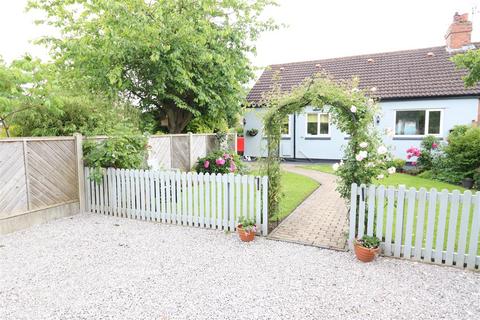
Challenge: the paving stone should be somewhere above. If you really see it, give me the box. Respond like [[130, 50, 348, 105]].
[[268, 164, 348, 250]]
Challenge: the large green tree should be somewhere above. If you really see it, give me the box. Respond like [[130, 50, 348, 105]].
[[0, 56, 51, 137], [452, 49, 480, 86], [28, 0, 277, 133], [0, 55, 139, 137]]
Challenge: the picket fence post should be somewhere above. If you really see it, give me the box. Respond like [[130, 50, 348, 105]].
[[345, 182, 479, 270]]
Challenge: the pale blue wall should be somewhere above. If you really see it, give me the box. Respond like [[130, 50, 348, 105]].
[[379, 98, 478, 159], [244, 97, 479, 160], [244, 108, 268, 157]]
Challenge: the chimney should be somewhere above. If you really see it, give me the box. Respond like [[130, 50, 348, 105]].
[[445, 12, 472, 51]]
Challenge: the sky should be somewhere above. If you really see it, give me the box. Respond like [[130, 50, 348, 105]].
[[1, 0, 480, 75]]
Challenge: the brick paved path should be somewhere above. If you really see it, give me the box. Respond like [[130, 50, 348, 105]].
[[268, 164, 348, 250]]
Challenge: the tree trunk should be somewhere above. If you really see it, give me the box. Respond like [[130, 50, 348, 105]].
[[0, 118, 10, 137], [165, 106, 193, 133]]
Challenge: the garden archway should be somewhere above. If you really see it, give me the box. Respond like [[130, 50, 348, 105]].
[[262, 75, 391, 218]]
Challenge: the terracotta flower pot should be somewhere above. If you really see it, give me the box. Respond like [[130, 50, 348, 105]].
[[237, 225, 255, 242], [354, 242, 380, 262]]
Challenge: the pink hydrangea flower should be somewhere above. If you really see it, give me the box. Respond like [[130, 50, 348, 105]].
[[215, 158, 225, 166], [204, 160, 210, 169], [406, 146, 421, 158]]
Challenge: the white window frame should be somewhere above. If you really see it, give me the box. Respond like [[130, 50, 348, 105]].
[[393, 109, 443, 138], [305, 112, 330, 137], [281, 115, 292, 138]]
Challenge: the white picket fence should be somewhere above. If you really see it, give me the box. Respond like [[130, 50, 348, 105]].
[[84, 168, 269, 235], [349, 184, 480, 270]]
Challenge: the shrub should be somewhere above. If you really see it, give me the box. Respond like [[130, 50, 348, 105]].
[[431, 152, 460, 184], [442, 126, 480, 182], [417, 170, 434, 179], [195, 150, 244, 175], [388, 158, 406, 172], [474, 167, 480, 190], [83, 127, 149, 182], [417, 135, 441, 171]]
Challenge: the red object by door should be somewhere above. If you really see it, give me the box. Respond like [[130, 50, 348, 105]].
[[237, 136, 244, 153]]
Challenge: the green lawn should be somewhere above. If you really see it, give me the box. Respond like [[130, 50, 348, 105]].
[[300, 164, 335, 175], [298, 164, 478, 255], [300, 164, 466, 192], [270, 171, 319, 222], [379, 174, 466, 192]]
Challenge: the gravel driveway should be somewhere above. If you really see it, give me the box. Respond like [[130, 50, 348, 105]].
[[1, 214, 479, 320]]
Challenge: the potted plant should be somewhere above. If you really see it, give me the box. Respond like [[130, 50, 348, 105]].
[[354, 235, 380, 262], [461, 176, 474, 189], [237, 217, 257, 242], [246, 128, 258, 137]]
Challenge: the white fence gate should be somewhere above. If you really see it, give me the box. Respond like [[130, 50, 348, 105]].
[[349, 184, 480, 270], [84, 168, 269, 235]]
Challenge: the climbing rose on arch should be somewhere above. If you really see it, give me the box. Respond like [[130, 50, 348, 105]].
[[262, 74, 394, 201]]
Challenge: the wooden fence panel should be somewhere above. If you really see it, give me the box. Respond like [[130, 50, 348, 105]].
[[0, 142, 28, 217], [349, 184, 480, 270], [26, 140, 78, 210], [148, 136, 171, 170], [85, 167, 268, 235], [171, 136, 190, 171], [191, 135, 207, 164]]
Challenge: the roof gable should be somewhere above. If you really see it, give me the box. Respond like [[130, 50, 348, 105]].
[[247, 44, 480, 104]]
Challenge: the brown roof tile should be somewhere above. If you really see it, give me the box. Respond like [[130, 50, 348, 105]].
[[247, 44, 480, 104]]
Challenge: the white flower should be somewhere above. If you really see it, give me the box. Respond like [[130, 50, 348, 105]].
[[377, 145, 388, 155], [355, 154, 364, 161], [366, 162, 375, 168], [359, 150, 368, 158], [359, 142, 368, 148], [387, 167, 396, 174], [350, 105, 357, 113], [377, 174, 384, 179], [371, 87, 377, 92], [332, 163, 340, 171]]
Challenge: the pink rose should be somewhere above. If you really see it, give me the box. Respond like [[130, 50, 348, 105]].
[[432, 143, 438, 149], [223, 153, 231, 159], [204, 160, 210, 169], [215, 158, 225, 166], [229, 161, 236, 172]]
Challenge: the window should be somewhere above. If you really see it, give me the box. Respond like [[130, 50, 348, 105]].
[[306, 113, 329, 136], [395, 110, 442, 136], [281, 116, 290, 137]]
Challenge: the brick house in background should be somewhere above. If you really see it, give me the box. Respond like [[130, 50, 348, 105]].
[[244, 13, 480, 161]]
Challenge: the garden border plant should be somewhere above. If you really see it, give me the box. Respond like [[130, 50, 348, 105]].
[[262, 74, 394, 218], [83, 127, 149, 183]]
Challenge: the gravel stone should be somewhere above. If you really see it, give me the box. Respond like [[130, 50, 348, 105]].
[[1, 213, 479, 320]]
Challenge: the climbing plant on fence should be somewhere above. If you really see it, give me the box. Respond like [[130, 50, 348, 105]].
[[263, 74, 394, 218]]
